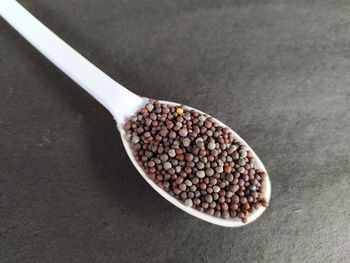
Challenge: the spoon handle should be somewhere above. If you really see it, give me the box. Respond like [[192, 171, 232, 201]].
[[0, 0, 145, 126]]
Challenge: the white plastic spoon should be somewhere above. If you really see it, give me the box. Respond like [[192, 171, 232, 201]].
[[0, 0, 271, 227]]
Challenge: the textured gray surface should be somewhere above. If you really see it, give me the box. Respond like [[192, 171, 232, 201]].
[[1, 0, 350, 262]]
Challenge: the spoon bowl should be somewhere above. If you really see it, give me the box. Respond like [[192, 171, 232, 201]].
[[1, 0, 271, 227], [118, 98, 271, 227]]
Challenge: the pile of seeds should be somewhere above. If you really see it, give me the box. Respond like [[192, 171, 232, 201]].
[[124, 100, 268, 223]]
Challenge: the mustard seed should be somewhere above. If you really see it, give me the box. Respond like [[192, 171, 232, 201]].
[[196, 170, 205, 178], [205, 194, 213, 203], [184, 199, 193, 207], [240, 197, 248, 204]]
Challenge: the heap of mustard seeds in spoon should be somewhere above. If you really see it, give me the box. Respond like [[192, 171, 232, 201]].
[[125, 100, 268, 222]]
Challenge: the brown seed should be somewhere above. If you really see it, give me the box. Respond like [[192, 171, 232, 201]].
[[218, 196, 225, 203], [226, 191, 234, 198], [196, 170, 205, 178], [253, 203, 261, 209], [243, 210, 249, 217], [204, 120, 212, 128], [238, 167, 246, 174], [232, 195, 240, 204], [238, 212, 245, 219], [243, 203, 250, 210], [219, 190, 226, 197], [207, 155, 214, 162], [205, 195, 213, 203], [211, 149, 219, 156], [212, 193, 219, 200], [199, 149, 207, 157], [206, 130, 213, 136], [177, 154, 185, 161], [179, 183, 187, 191], [209, 201, 216, 208], [185, 166, 192, 174], [240, 197, 248, 204], [221, 203, 229, 211], [260, 171, 267, 178], [169, 131, 176, 139], [193, 198, 201, 205], [205, 168, 214, 176], [185, 154, 194, 161], [163, 162, 172, 170], [199, 183, 207, 190], [176, 149, 183, 155], [192, 177, 199, 184], [180, 192, 187, 200], [262, 200, 269, 207], [175, 177, 184, 184], [148, 161, 155, 167], [222, 211, 230, 219], [214, 210, 221, 218], [230, 203, 238, 211], [166, 122, 174, 129], [230, 211, 237, 217], [201, 202, 209, 209], [183, 137, 191, 147], [215, 166, 223, 173], [207, 208, 215, 216], [231, 185, 240, 193], [173, 188, 181, 195], [238, 179, 245, 186], [213, 186, 220, 193], [224, 166, 232, 174], [207, 141, 216, 150], [194, 191, 201, 198], [184, 199, 193, 207]]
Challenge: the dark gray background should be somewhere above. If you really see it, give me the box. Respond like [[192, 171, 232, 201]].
[[1, 0, 349, 262]]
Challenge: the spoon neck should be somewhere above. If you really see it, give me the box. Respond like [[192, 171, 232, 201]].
[[0, 0, 146, 127]]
